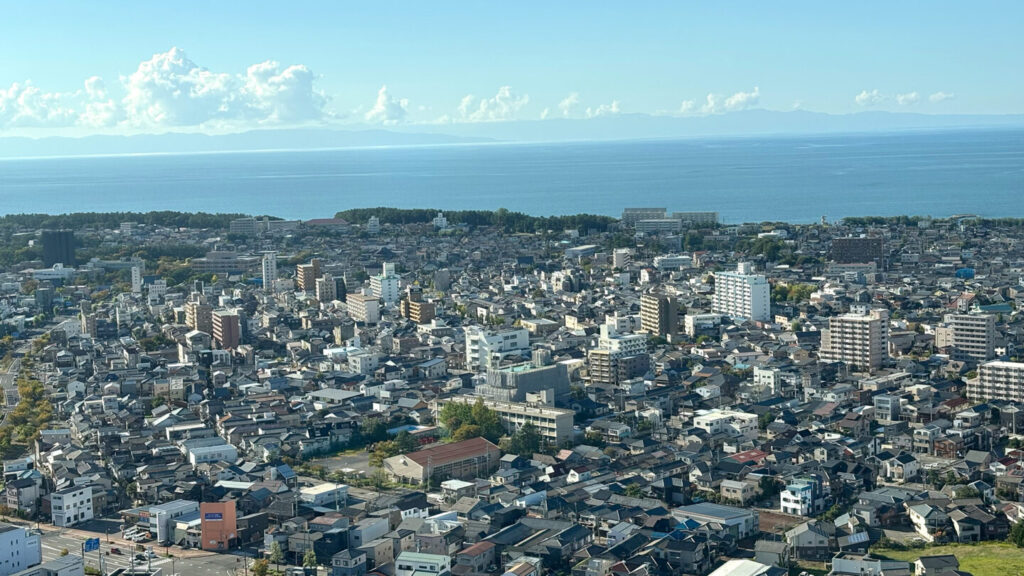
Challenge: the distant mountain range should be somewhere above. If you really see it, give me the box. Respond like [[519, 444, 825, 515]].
[[2, 110, 1023, 158]]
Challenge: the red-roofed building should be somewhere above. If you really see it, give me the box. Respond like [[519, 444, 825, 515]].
[[383, 437, 501, 484]]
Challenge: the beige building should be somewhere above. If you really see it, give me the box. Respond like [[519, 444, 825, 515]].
[[641, 292, 678, 338], [819, 306, 890, 373], [935, 313, 995, 362], [383, 437, 500, 484]]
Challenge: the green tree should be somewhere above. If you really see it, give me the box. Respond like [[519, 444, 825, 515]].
[[395, 430, 418, 454], [1010, 521, 1024, 548], [302, 548, 317, 567], [624, 484, 643, 498], [504, 422, 543, 456], [451, 425, 483, 442], [268, 541, 283, 572], [252, 558, 269, 576]]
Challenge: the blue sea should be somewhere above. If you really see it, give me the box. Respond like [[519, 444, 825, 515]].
[[1, 129, 1022, 223]]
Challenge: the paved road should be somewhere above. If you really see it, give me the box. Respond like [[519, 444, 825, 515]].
[[39, 529, 266, 576]]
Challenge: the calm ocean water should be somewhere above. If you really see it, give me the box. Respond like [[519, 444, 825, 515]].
[[1, 130, 1022, 223]]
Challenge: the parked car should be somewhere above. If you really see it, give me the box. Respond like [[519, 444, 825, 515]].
[[110, 548, 122, 555]]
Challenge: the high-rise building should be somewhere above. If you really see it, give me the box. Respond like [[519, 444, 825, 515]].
[[367, 216, 381, 234], [935, 313, 996, 362], [621, 208, 668, 226], [131, 266, 143, 294], [712, 262, 770, 322], [41, 230, 75, 267], [640, 292, 678, 338], [347, 293, 380, 324], [262, 252, 277, 293], [212, 309, 241, 350], [819, 306, 890, 373], [296, 258, 322, 292], [400, 285, 435, 324], [831, 236, 885, 266], [464, 327, 530, 371], [370, 262, 400, 304], [970, 361, 1024, 402], [185, 301, 214, 334], [587, 325, 650, 385], [316, 273, 337, 303]]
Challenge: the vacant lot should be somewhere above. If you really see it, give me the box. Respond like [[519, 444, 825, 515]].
[[872, 542, 1024, 576]]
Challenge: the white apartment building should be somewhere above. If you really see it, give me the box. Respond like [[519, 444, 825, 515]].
[[693, 409, 758, 440], [262, 252, 277, 293], [0, 523, 41, 576], [712, 262, 770, 322], [316, 274, 337, 303], [347, 293, 381, 324], [50, 486, 93, 527], [971, 360, 1024, 402], [396, 552, 451, 576], [370, 262, 401, 304], [819, 306, 890, 373], [935, 313, 996, 362], [300, 483, 349, 508], [464, 327, 530, 371]]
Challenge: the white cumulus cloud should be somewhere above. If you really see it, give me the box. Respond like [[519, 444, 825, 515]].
[[855, 89, 884, 106], [364, 85, 408, 125], [896, 91, 920, 106], [241, 59, 327, 123], [586, 100, 621, 118], [540, 108, 550, 120], [558, 92, 580, 117], [724, 86, 760, 111], [0, 81, 77, 127], [929, 91, 955, 103], [457, 86, 529, 122], [679, 100, 696, 114]]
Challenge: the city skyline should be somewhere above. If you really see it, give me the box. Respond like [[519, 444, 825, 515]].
[[2, 2, 1022, 137]]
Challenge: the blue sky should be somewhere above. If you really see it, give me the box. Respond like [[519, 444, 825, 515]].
[[1, 1, 1021, 135]]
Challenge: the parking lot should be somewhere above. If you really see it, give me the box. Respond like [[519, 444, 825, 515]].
[[39, 529, 267, 576]]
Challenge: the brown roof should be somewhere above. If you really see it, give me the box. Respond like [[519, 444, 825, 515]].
[[406, 437, 499, 468], [459, 541, 496, 556]]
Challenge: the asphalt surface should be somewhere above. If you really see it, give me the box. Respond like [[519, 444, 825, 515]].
[[39, 529, 271, 576]]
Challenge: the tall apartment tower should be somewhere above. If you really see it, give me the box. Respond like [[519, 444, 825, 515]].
[[296, 258, 322, 293], [212, 309, 241, 349], [185, 301, 214, 334], [41, 230, 75, 266], [819, 306, 890, 373], [935, 313, 996, 362], [262, 252, 278, 293], [316, 273, 337, 303], [400, 285, 436, 324], [712, 262, 770, 322], [370, 262, 401, 305], [640, 292, 678, 338]]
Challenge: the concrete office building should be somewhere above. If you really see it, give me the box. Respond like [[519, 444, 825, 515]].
[[641, 292, 679, 338], [41, 230, 75, 267], [970, 361, 1024, 402], [50, 485, 93, 527], [478, 360, 571, 403], [587, 325, 650, 385], [212, 310, 241, 350], [0, 523, 42, 576], [262, 252, 277, 293], [713, 262, 770, 322], [819, 306, 890, 373], [935, 313, 996, 362]]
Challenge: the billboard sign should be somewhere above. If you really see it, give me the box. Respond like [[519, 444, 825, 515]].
[[204, 512, 223, 521]]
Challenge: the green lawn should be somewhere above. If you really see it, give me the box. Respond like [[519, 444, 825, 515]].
[[872, 542, 1024, 576]]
